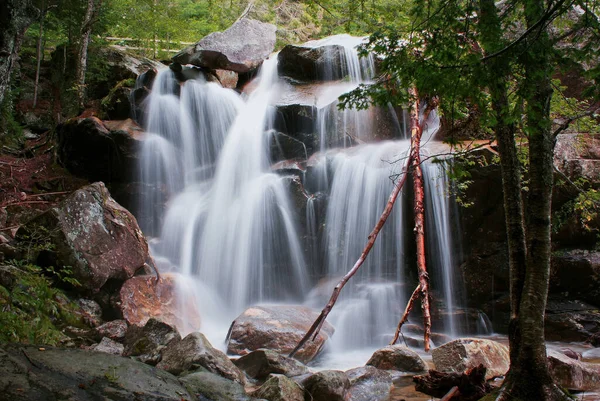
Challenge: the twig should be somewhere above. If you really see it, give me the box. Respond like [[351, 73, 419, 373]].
[[441, 386, 460, 401], [26, 191, 70, 198], [0, 225, 20, 231], [390, 284, 421, 345], [21, 350, 40, 369]]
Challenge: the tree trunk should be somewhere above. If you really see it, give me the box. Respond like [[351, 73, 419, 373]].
[[0, 0, 38, 107], [76, 0, 101, 112], [33, 2, 47, 109]]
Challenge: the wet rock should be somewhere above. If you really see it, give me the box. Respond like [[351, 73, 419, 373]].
[[57, 117, 143, 183], [278, 44, 346, 81], [270, 131, 309, 162], [548, 350, 600, 391], [94, 319, 127, 341], [215, 69, 239, 89], [345, 366, 393, 401], [251, 373, 304, 401], [180, 370, 252, 401], [0, 344, 192, 400], [431, 338, 509, 380], [118, 273, 201, 334], [17, 182, 148, 292], [123, 318, 181, 365], [366, 345, 427, 373], [77, 298, 103, 327], [226, 305, 335, 364], [302, 370, 350, 401], [173, 18, 276, 73], [545, 298, 600, 342], [551, 250, 600, 305], [91, 337, 124, 355], [157, 332, 246, 384], [273, 104, 318, 155], [233, 349, 308, 380]]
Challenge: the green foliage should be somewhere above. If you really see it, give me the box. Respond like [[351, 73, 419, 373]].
[[0, 262, 79, 345]]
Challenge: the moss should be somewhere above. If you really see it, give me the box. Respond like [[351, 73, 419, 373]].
[[0, 262, 81, 345]]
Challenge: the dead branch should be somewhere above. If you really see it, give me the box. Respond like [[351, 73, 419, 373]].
[[289, 147, 414, 358], [391, 284, 421, 345], [414, 364, 491, 401]]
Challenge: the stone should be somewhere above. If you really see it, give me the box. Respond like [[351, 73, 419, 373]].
[[0, 344, 192, 400], [173, 18, 276, 73], [179, 370, 252, 401], [94, 319, 127, 341], [366, 345, 427, 373], [233, 349, 308, 380], [277, 44, 346, 81], [345, 366, 393, 401], [551, 250, 600, 306], [302, 370, 350, 401], [16, 182, 148, 292], [57, 117, 142, 183], [215, 69, 239, 89], [545, 298, 600, 342], [270, 131, 309, 162], [119, 273, 202, 335], [76, 298, 103, 327], [123, 318, 181, 366], [91, 337, 124, 356], [157, 332, 245, 384], [226, 305, 334, 363], [251, 373, 304, 401], [101, 79, 133, 120], [548, 350, 600, 391], [431, 338, 510, 380]]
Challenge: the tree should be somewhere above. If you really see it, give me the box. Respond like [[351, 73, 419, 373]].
[[341, 0, 599, 399], [76, 0, 103, 111], [0, 0, 39, 108]]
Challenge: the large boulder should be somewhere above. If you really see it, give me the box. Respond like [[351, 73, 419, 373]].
[[302, 370, 350, 401], [0, 344, 192, 400], [251, 374, 305, 401], [545, 298, 600, 342], [226, 305, 334, 363], [57, 117, 143, 184], [101, 79, 135, 120], [431, 338, 510, 380], [157, 332, 246, 384], [548, 350, 600, 391], [90, 337, 124, 356], [173, 18, 276, 73], [278, 44, 346, 81], [119, 273, 202, 335], [179, 370, 252, 401], [16, 182, 148, 292], [554, 133, 600, 185], [233, 349, 308, 380], [345, 366, 393, 401], [123, 318, 181, 365], [551, 251, 600, 306], [366, 345, 428, 373], [94, 319, 128, 342]]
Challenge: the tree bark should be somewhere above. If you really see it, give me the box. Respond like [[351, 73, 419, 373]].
[[76, 0, 102, 112], [33, 1, 47, 109], [0, 0, 38, 108]]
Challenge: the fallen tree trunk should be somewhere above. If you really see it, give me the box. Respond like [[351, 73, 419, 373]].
[[414, 364, 491, 401]]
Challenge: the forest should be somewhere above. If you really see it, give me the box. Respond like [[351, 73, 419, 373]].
[[0, 0, 599, 400]]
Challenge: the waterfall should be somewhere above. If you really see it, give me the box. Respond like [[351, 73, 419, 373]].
[[136, 35, 468, 360]]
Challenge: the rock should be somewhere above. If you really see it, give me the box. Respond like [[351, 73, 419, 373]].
[[77, 298, 103, 327], [366, 345, 427, 373], [270, 131, 309, 162], [251, 374, 304, 401], [101, 79, 134, 120], [233, 349, 308, 380], [345, 366, 393, 401], [302, 370, 350, 401], [180, 370, 252, 401], [173, 18, 276, 73], [551, 250, 600, 305], [548, 350, 600, 391], [431, 338, 510, 380], [57, 117, 142, 183], [215, 69, 239, 89], [554, 133, 600, 184], [157, 332, 245, 384], [123, 318, 181, 365], [94, 319, 127, 341], [273, 104, 318, 156], [545, 298, 600, 342], [278, 44, 346, 81], [0, 344, 191, 400], [91, 337, 124, 355], [119, 273, 202, 335], [226, 305, 334, 363], [17, 182, 148, 292], [560, 348, 583, 360]]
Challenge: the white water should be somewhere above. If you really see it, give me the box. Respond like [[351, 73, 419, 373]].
[[137, 36, 474, 362]]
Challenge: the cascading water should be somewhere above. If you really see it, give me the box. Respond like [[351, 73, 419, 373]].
[[137, 34, 473, 364]]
